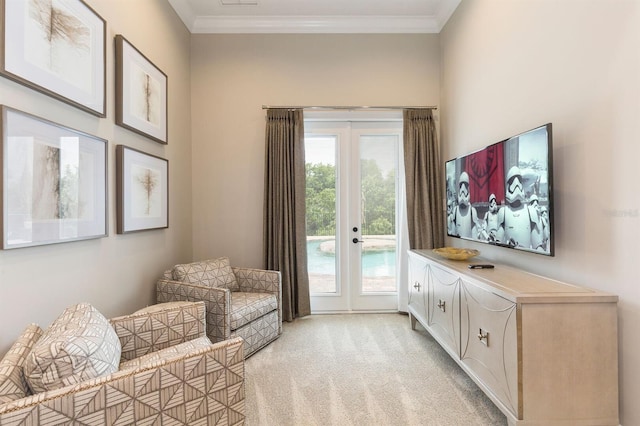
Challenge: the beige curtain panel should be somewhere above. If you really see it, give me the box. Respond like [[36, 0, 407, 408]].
[[263, 109, 311, 321], [403, 109, 445, 249]]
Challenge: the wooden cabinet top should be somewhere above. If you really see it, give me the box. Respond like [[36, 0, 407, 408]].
[[410, 249, 618, 304]]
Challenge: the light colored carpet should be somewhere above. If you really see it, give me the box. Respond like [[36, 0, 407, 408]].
[[245, 313, 507, 425]]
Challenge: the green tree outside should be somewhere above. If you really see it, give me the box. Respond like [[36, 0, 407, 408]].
[[305, 161, 395, 236], [305, 163, 336, 236]]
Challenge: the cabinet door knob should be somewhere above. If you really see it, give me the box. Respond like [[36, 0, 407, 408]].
[[437, 299, 446, 312], [413, 282, 421, 291]]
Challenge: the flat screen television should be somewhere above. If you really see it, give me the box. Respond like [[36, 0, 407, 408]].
[[445, 123, 554, 256]]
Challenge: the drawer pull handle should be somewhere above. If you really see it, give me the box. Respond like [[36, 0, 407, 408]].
[[437, 299, 446, 312], [413, 282, 421, 291], [477, 328, 490, 346]]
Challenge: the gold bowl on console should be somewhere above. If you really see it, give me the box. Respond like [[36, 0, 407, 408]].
[[432, 247, 480, 260]]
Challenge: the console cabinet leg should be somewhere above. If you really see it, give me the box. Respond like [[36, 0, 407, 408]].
[[409, 312, 417, 330]]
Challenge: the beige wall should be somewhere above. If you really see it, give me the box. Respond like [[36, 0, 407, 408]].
[[6, 1, 635, 421], [440, 1, 640, 424], [0, 0, 193, 353], [190, 34, 440, 267]]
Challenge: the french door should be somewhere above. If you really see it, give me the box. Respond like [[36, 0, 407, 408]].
[[305, 120, 402, 312]]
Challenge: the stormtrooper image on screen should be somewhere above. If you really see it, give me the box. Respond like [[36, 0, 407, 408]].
[[529, 194, 551, 251], [447, 198, 457, 236], [496, 166, 545, 251], [451, 171, 480, 238], [480, 193, 500, 242]]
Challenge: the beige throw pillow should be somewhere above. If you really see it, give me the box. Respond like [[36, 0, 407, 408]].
[[172, 257, 239, 290], [24, 303, 121, 393]]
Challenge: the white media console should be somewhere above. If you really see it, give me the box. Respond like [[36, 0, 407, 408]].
[[408, 249, 619, 426]]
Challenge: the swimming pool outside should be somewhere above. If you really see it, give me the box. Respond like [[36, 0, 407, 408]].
[[306, 236, 397, 293]]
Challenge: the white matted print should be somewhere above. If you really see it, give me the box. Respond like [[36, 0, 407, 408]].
[[1, 106, 107, 249], [115, 35, 168, 144], [116, 145, 168, 233], [1, 0, 106, 116]]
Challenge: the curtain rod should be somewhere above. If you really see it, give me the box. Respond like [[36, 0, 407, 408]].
[[261, 105, 437, 111]]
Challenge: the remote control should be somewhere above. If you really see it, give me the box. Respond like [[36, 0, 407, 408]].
[[468, 264, 494, 269]]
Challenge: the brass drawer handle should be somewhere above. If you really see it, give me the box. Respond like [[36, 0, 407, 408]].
[[477, 328, 489, 346]]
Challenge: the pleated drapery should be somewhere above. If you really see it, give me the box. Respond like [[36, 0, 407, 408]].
[[403, 109, 445, 249], [263, 109, 311, 321]]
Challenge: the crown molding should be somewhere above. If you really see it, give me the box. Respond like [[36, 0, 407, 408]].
[[191, 15, 440, 34], [168, 0, 462, 34], [167, 0, 196, 30], [435, 0, 461, 30]]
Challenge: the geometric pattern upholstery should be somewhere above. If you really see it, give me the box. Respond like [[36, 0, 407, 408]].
[[233, 310, 280, 357], [0, 324, 43, 404], [230, 292, 278, 330], [157, 264, 282, 357], [157, 281, 231, 341], [132, 300, 193, 314], [0, 302, 245, 426], [173, 257, 239, 291], [23, 303, 121, 394], [119, 335, 213, 370], [0, 338, 245, 426], [112, 301, 206, 362]]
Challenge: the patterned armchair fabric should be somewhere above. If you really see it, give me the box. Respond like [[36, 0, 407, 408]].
[[0, 301, 245, 426], [0, 325, 43, 404], [157, 258, 282, 357], [112, 300, 206, 361]]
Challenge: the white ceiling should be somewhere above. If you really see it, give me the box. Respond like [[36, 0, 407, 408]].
[[168, 0, 462, 34]]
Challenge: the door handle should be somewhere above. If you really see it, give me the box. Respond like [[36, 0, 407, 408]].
[[353, 238, 364, 244], [477, 328, 490, 346]]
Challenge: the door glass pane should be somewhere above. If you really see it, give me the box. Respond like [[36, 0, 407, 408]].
[[305, 136, 337, 293], [360, 135, 397, 293]]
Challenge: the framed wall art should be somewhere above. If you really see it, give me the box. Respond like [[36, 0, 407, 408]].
[[1, 106, 107, 249], [115, 35, 168, 144], [1, 0, 106, 117], [116, 145, 168, 234]]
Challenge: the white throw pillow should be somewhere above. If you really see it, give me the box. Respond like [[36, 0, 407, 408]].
[[24, 303, 121, 393]]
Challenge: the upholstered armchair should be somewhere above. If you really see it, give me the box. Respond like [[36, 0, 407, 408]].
[[0, 301, 245, 425], [156, 257, 282, 357]]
